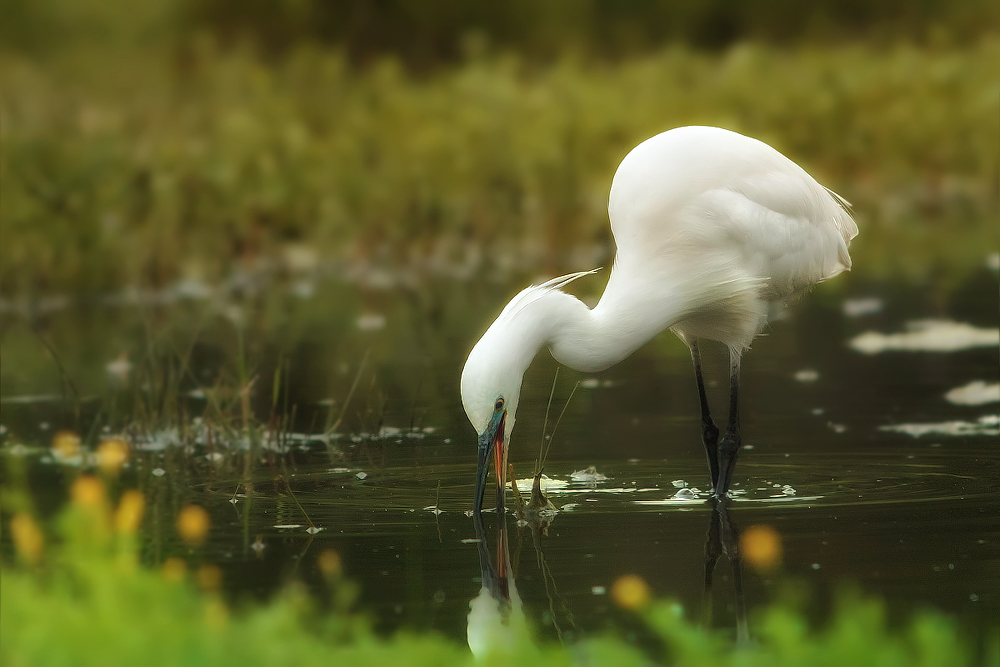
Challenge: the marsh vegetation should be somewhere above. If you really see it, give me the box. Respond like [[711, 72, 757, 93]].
[[2, 2, 998, 664]]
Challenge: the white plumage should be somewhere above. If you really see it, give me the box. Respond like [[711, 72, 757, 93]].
[[462, 126, 857, 509]]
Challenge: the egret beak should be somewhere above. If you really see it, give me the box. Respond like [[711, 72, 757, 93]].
[[474, 410, 506, 514]]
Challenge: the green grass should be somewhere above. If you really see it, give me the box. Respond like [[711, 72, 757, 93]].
[[2, 37, 997, 297], [2, 476, 996, 666]]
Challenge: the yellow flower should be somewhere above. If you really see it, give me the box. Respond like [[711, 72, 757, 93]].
[[161, 557, 187, 582], [11, 514, 44, 565], [176, 504, 211, 546], [52, 430, 81, 460], [611, 574, 651, 611], [71, 475, 106, 508], [317, 549, 342, 576], [197, 564, 223, 592], [740, 524, 783, 571], [97, 438, 130, 475], [114, 490, 145, 533]]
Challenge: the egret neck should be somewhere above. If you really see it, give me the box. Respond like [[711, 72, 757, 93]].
[[466, 271, 692, 514]]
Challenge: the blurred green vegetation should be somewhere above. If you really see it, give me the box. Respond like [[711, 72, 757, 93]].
[[3, 473, 996, 666], [181, 0, 1000, 65], [0, 1, 997, 299], [4, 0, 999, 63]]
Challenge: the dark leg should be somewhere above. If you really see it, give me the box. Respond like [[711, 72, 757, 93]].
[[716, 500, 749, 644], [701, 497, 722, 627], [689, 341, 720, 490], [714, 352, 742, 498]]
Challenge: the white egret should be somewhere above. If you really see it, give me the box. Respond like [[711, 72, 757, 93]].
[[461, 126, 857, 511]]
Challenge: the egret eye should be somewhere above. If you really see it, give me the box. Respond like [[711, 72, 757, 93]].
[[494, 398, 505, 412]]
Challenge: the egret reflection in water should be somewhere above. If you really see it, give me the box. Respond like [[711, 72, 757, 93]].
[[467, 511, 524, 659], [467, 478, 750, 657]]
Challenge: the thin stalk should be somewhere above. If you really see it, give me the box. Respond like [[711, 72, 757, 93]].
[[326, 350, 369, 435], [539, 380, 580, 471], [278, 469, 316, 530], [535, 368, 560, 475]]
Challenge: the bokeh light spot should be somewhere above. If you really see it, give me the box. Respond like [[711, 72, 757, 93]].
[[611, 574, 651, 611], [177, 505, 211, 546], [11, 513, 44, 565], [97, 438, 130, 475], [740, 524, 783, 571]]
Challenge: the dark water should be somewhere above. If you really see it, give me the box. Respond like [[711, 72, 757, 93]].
[[1, 261, 998, 645]]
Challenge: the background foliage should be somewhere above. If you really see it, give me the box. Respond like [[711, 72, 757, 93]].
[[4, 0, 999, 63], [1, 0, 997, 298]]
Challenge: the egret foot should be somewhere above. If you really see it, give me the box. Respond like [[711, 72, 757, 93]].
[[701, 419, 721, 491], [714, 352, 742, 499], [714, 430, 740, 498]]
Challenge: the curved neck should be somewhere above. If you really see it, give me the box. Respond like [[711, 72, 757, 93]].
[[523, 277, 684, 373]]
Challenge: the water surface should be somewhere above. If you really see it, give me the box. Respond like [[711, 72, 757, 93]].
[[1, 261, 997, 645]]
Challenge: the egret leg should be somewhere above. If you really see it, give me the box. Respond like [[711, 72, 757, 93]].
[[715, 499, 750, 644], [715, 352, 742, 498], [717, 500, 748, 644], [701, 498, 722, 627], [702, 499, 748, 642], [689, 341, 720, 490]]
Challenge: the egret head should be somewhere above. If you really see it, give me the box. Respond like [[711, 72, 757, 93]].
[[460, 325, 527, 514], [461, 270, 599, 513]]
